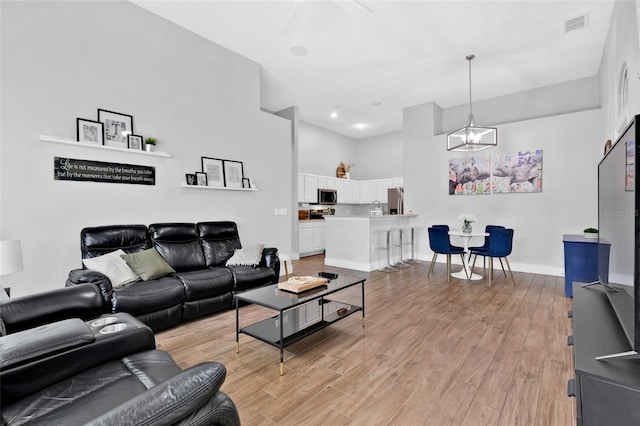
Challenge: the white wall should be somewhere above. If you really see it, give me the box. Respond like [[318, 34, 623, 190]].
[[0, 1, 292, 296], [599, 0, 640, 139], [354, 131, 404, 180], [298, 121, 357, 177], [404, 101, 604, 276]]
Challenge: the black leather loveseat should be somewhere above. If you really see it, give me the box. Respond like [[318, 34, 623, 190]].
[[67, 221, 280, 332], [0, 284, 240, 426]]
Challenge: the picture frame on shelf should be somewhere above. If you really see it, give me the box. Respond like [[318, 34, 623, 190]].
[[185, 173, 196, 185], [98, 109, 133, 149], [201, 157, 224, 187], [242, 178, 251, 189], [76, 118, 104, 145], [195, 172, 208, 186], [127, 134, 143, 151], [223, 160, 244, 188]]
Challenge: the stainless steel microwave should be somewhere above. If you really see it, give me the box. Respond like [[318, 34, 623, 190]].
[[317, 188, 337, 205]]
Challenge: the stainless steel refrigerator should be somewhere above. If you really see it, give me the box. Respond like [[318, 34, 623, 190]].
[[388, 187, 404, 215]]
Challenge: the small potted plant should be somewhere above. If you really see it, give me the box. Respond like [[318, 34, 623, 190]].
[[144, 137, 157, 152], [583, 227, 599, 239]]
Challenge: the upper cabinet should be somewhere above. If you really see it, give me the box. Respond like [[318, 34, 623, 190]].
[[298, 173, 401, 205]]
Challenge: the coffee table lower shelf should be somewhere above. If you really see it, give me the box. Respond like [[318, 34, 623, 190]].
[[240, 303, 362, 347], [235, 275, 366, 375]]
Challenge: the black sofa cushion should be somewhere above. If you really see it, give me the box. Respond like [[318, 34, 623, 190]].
[[176, 269, 234, 301], [149, 223, 206, 272], [113, 276, 184, 317], [81, 225, 151, 259], [197, 221, 242, 267], [229, 265, 278, 292]]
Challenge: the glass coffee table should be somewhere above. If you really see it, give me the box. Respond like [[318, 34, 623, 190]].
[[235, 273, 366, 375]]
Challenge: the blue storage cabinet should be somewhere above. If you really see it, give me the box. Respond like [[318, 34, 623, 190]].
[[563, 234, 610, 298]]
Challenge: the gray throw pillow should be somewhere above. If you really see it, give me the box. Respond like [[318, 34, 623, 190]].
[[121, 248, 176, 281], [225, 244, 265, 266]]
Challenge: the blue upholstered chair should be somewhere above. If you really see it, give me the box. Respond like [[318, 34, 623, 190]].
[[428, 226, 468, 282], [431, 224, 463, 250], [470, 225, 505, 267], [470, 228, 516, 286]]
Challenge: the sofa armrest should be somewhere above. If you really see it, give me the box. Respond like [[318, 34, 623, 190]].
[[261, 247, 280, 278], [1, 313, 155, 405], [0, 283, 106, 334], [66, 268, 114, 307], [0, 318, 94, 371], [87, 361, 238, 426]]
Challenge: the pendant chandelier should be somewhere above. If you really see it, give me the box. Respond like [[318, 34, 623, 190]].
[[447, 54, 497, 152]]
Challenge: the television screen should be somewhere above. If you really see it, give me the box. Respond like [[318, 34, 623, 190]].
[[597, 115, 638, 355]]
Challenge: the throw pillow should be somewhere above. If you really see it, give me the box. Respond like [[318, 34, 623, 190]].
[[121, 248, 176, 281], [82, 249, 139, 287], [225, 244, 265, 266]]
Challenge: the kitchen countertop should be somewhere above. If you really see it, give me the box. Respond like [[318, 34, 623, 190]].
[[324, 214, 417, 220]]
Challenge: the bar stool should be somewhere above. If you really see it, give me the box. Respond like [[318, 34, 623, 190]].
[[406, 227, 422, 264], [394, 228, 411, 268], [376, 229, 398, 272]]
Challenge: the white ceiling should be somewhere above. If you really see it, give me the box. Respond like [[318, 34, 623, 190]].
[[132, 0, 615, 139]]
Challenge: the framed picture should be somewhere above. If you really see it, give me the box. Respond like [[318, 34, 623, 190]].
[[185, 173, 196, 185], [127, 134, 143, 151], [223, 160, 244, 188], [195, 172, 208, 186], [242, 178, 251, 189], [201, 157, 224, 187], [98, 109, 133, 149], [76, 118, 104, 145]]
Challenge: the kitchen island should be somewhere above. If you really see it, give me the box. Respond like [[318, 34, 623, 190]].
[[324, 214, 419, 271]]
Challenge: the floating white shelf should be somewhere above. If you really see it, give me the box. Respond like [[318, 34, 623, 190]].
[[40, 135, 171, 158], [181, 183, 258, 191]]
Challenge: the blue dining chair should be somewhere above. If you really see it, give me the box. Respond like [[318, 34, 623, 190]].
[[469, 225, 505, 265], [427, 226, 468, 282], [470, 228, 516, 286], [431, 224, 464, 250]]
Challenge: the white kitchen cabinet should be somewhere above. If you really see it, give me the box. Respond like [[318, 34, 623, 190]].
[[303, 174, 318, 202], [297, 173, 305, 202], [317, 176, 328, 189], [375, 179, 393, 201], [313, 223, 326, 251], [392, 177, 404, 187], [299, 220, 326, 256], [299, 222, 314, 252], [359, 181, 376, 203], [348, 180, 360, 203]]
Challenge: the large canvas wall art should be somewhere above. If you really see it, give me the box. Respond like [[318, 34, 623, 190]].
[[449, 156, 491, 195], [492, 150, 543, 193]]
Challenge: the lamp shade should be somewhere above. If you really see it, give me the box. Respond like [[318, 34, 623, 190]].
[[1, 240, 23, 276]]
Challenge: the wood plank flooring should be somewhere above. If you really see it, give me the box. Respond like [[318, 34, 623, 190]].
[[155, 254, 574, 425]]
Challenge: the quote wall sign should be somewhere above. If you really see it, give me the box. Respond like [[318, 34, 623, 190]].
[[54, 157, 155, 185]]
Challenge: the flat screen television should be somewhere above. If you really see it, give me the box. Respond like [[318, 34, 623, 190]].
[[596, 114, 639, 360]]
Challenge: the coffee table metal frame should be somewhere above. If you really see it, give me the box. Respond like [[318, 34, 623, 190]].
[[234, 274, 366, 375]]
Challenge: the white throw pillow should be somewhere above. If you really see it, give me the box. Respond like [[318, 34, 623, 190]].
[[225, 244, 265, 266], [83, 249, 139, 287]]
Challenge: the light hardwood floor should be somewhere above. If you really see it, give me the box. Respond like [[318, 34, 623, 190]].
[[156, 254, 574, 425]]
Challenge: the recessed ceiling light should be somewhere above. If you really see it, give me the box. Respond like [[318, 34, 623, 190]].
[[353, 123, 369, 130], [372, 101, 382, 106], [330, 112, 338, 119], [290, 46, 308, 56]]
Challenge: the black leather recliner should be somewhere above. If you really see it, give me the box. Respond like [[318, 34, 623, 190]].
[[67, 221, 280, 332], [0, 284, 240, 426]]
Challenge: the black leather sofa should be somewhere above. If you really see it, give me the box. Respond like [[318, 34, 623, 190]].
[[66, 221, 280, 332], [0, 284, 240, 426]]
